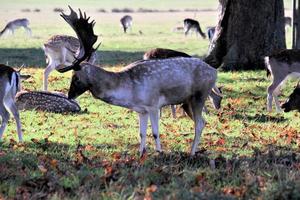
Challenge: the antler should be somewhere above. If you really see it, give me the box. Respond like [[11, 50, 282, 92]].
[[58, 6, 100, 73]]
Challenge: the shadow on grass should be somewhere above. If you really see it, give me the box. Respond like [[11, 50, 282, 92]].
[[231, 113, 287, 123], [0, 48, 145, 67], [0, 140, 299, 199]]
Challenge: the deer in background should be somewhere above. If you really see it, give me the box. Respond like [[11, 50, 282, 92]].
[[120, 15, 132, 33], [58, 7, 222, 156], [183, 18, 206, 39], [42, 35, 97, 91], [284, 16, 292, 27], [0, 64, 29, 142], [266, 49, 300, 112], [206, 26, 216, 41], [143, 48, 222, 118], [0, 18, 32, 37]]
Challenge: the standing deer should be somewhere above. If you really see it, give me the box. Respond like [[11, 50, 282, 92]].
[[206, 26, 216, 41], [143, 48, 222, 118], [266, 49, 300, 112], [58, 7, 221, 156], [281, 83, 300, 112], [0, 18, 32, 37], [120, 15, 132, 33], [284, 16, 292, 27], [42, 35, 97, 91], [183, 18, 206, 39], [0, 64, 29, 142]]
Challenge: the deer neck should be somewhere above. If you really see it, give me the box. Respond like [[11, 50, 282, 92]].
[[85, 65, 133, 107]]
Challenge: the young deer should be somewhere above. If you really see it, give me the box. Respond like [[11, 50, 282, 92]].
[[143, 48, 222, 118], [266, 49, 300, 112], [183, 18, 206, 39], [42, 35, 97, 91], [0, 64, 29, 142], [120, 15, 132, 33], [58, 7, 221, 156], [0, 18, 31, 37]]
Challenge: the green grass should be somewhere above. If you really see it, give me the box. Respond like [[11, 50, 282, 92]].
[[0, 1, 300, 199]]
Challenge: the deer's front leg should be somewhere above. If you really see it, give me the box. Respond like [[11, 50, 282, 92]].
[[138, 112, 149, 156], [149, 109, 161, 152]]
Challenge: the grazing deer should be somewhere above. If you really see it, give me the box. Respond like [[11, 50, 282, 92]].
[[120, 15, 132, 33], [266, 49, 300, 112], [42, 35, 97, 91], [183, 18, 206, 39], [143, 48, 222, 118], [58, 7, 221, 156], [281, 83, 300, 112], [0, 18, 31, 37], [207, 26, 216, 41], [0, 64, 29, 142], [284, 16, 292, 27]]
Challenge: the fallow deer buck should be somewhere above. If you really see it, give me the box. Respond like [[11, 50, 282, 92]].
[[0, 18, 32, 37], [58, 7, 221, 156], [120, 15, 132, 33], [266, 49, 300, 112], [183, 18, 206, 39], [143, 48, 222, 118], [0, 64, 29, 142], [42, 35, 97, 91]]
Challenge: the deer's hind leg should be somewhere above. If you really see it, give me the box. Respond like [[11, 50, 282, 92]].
[[190, 92, 206, 156]]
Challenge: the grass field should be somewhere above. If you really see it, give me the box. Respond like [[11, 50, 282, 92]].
[[0, 1, 300, 199]]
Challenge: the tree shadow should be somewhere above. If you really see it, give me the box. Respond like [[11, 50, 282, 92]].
[[0, 140, 299, 199], [231, 113, 287, 123], [0, 48, 145, 67]]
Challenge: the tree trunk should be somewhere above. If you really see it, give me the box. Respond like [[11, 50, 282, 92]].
[[205, 0, 286, 71], [293, 0, 300, 48]]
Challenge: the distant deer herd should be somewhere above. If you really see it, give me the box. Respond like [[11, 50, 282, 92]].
[[0, 7, 298, 156]]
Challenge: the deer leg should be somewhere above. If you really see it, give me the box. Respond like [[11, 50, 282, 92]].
[[170, 105, 176, 118], [149, 109, 161, 152], [267, 79, 282, 112], [190, 93, 206, 156], [139, 112, 149, 156], [24, 26, 32, 37], [4, 94, 23, 142], [43, 63, 55, 91], [0, 106, 9, 142]]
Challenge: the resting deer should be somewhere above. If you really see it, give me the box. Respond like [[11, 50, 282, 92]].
[[42, 35, 97, 91], [143, 48, 222, 118], [183, 18, 206, 39], [58, 7, 221, 156], [266, 49, 300, 112], [0, 64, 29, 142], [0, 18, 31, 37], [120, 15, 132, 33]]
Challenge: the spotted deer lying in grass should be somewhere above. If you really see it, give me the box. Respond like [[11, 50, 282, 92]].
[[266, 49, 300, 112], [143, 48, 222, 118], [0, 64, 29, 142], [58, 7, 221, 156], [42, 35, 97, 91]]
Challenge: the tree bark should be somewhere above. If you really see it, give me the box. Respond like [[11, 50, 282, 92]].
[[205, 0, 286, 71]]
